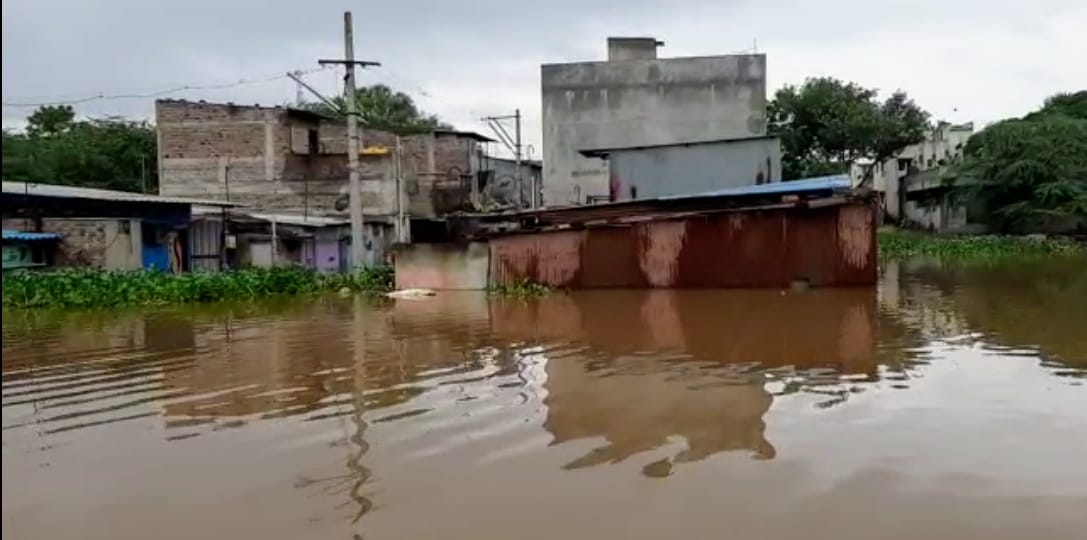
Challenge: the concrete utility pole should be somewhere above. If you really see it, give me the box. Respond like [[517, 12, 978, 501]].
[[319, 11, 381, 270], [482, 110, 527, 208], [514, 109, 523, 208]]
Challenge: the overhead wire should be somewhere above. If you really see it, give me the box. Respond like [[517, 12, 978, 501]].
[[2, 66, 333, 108]]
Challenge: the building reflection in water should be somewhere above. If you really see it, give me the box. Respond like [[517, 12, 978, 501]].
[[4, 260, 1085, 538], [488, 288, 885, 476]]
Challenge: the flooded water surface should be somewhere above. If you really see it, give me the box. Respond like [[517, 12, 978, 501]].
[[4, 259, 1086, 539]]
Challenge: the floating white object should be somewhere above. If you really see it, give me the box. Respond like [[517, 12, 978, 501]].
[[385, 288, 436, 299]]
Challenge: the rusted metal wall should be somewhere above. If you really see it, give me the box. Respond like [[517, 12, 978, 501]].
[[489, 202, 875, 288]]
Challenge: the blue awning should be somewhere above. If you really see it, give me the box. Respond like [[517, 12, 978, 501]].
[[659, 175, 852, 201], [2, 229, 61, 242]]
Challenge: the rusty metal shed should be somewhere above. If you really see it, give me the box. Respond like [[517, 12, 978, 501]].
[[484, 176, 876, 289]]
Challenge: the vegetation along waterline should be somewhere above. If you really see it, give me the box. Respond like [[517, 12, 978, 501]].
[[488, 278, 553, 298], [878, 229, 1086, 260], [6, 231, 1084, 310], [1, 266, 394, 309]]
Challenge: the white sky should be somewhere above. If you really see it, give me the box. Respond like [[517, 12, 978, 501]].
[[4, 0, 1086, 157]]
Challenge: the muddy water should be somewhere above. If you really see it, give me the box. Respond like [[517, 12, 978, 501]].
[[3, 259, 1086, 540]]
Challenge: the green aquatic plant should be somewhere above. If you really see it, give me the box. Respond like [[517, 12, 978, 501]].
[[878, 229, 1085, 260], [488, 278, 552, 298], [2, 266, 395, 309]]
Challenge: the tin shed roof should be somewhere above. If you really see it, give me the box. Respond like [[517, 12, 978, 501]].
[[470, 174, 859, 228], [662, 175, 851, 200], [2, 182, 239, 207]]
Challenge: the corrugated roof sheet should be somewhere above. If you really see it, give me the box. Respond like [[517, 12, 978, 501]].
[[470, 174, 861, 229], [191, 207, 349, 227], [580, 135, 780, 158], [2, 182, 239, 207], [661, 175, 852, 200], [433, 129, 495, 143], [2, 229, 61, 241], [244, 212, 349, 227]]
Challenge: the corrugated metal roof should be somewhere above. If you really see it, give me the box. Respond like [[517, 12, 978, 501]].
[[580, 135, 780, 158], [191, 207, 349, 227], [2, 182, 239, 207], [660, 175, 851, 200], [244, 212, 349, 227], [2, 229, 61, 241], [468, 174, 860, 229], [433, 129, 495, 143]]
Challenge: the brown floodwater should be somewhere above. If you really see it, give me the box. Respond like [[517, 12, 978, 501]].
[[3, 258, 1086, 540]]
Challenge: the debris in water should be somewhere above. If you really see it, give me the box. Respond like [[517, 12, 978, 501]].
[[386, 288, 436, 299]]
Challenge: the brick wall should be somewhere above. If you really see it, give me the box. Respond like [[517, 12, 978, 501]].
[[156, 100, 483, 219]]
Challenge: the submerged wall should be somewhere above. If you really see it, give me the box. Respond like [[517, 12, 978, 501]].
[[394, 202, 876, 289], [394, 242, 490, 290]]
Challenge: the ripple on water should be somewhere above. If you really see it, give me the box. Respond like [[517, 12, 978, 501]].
[[4, 265, 1087, 539]]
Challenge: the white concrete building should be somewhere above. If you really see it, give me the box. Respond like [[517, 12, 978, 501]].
[[541, 37, 768, 207], [850, 122, 973, 229]]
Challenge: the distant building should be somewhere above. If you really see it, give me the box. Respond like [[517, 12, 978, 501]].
[[479, 156, 542, 208], [1, 181, 235, 271], [580, 136, 781, 203], [190, 209, 353, 271], [2, 230, 59, 271], [156, 100, 517, 254], [541, 37, 768, 206], [850, 122, 974, 230]]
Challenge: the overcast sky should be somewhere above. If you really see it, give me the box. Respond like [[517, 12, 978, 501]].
[[4, 0, 1085, 156]]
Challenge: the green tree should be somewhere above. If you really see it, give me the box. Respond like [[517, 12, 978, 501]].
[[948, 94, 1087, 232], [2, 107, 157, 193], [26, 105, 76, 136], [767, 77, 929, 180], [1025, 91, 1087, 121], [302, 84, 451, 134]]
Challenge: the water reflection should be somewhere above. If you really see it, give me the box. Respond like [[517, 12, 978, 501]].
[[879, 257, 1087, 372], [3, 258, 1087, 539]]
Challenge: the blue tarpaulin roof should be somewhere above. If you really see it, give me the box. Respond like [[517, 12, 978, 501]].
[[2, 229, 61, 241], [660, 174, 852, 201]]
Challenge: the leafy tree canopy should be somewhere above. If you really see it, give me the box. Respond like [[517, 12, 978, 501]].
[[2, 106, 156, 193], [949, 93, 1087, 232], [767, 77, 929, 180], [1025, 91, 1087, 121], [301, 84, 451, 134]]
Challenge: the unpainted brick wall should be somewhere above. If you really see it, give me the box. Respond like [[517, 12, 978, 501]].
[[156, 100, 482, 218]]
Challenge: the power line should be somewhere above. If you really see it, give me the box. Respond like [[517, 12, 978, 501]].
[[1, 66, 333, 108]]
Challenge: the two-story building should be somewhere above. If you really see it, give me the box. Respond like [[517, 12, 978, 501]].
[[155, 99, 501, 266], [850, 122, 974, 230]]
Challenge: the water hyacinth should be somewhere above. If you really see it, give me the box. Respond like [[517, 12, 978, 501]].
[[878, 230, 1085, 260], [2, 266, 394, 309], [488, 278, 552, 298]]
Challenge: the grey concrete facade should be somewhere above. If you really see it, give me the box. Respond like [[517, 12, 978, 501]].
[[590, 137, 782, 202], [541, 40, 767, 207], [483, 156, 542, 208], [607, 37, 663, 61]]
